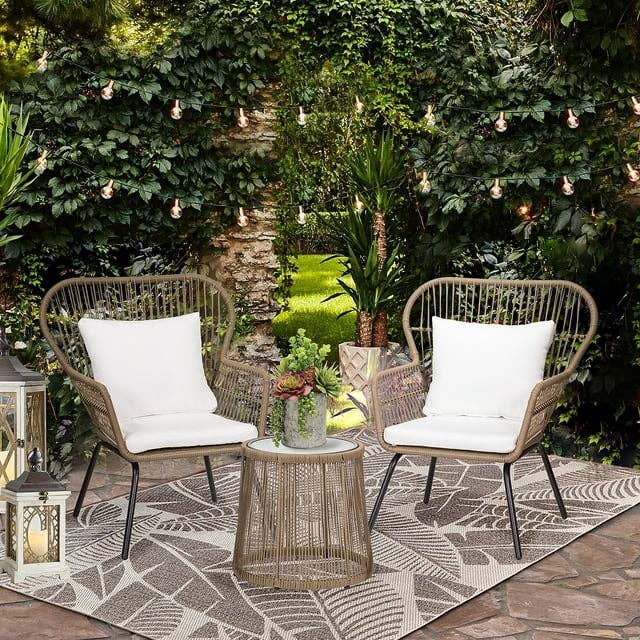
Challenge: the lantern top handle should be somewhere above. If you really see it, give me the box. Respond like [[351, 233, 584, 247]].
[[28, 448, 43, 472]]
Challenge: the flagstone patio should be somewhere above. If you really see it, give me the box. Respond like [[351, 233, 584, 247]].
[[2, 451, 639, 640]]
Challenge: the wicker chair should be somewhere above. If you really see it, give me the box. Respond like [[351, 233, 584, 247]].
[[40, 274, 270, 560], [369, 277, 598, 558]]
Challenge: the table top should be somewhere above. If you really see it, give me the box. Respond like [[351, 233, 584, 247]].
[[246, 437, 358, 456]]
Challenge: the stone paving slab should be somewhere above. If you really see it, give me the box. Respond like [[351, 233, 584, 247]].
[[1, 448, 639, 640]]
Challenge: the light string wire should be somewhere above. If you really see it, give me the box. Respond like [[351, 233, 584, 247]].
[[41, 50, 638, 117], [15, 123, 638, 214]]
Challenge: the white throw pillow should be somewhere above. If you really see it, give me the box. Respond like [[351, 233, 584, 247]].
[[78, 312, 217, 423], [424, 317, 555, 420]]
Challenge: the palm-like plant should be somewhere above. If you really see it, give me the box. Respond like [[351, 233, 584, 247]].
[[325, 243, 406, 347], [0, 95, 36, 248], [32, 0, 127, 32]]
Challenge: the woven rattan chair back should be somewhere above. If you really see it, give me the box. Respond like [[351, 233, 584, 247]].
[[403, 277, 598, 379], [40, 274, 235, 386]]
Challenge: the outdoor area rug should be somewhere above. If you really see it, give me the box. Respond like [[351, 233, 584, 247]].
[[2, 427, 640, 640]]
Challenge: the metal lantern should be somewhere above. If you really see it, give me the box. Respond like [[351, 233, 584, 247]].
[[0, 344, 47, 514], [1, 448, 70, 582]]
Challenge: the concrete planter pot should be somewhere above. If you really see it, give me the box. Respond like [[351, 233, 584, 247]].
[[282, 392, 328, 448]]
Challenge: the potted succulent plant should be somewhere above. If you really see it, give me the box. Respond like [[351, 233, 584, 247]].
[[271, 329, 341, 448]]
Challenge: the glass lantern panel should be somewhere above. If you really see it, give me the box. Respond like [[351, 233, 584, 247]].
[[26, 390, 46, 460], [23, 504, 60, 564], [6, 502, 17, 561], [0, 391, 18, 488]]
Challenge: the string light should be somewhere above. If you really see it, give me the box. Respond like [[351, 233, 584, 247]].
[[566, 108, 580, 129], [418, 171, 432, 194], [237, 108, 249, 128], [355, 96, 365, 114], [494, 111, 508, 133], [424, 104, 436, 126], [169, 198, 183, 219], [100, 80, 115, 100], [297, 106, 307, 126], [100, 179, 115, 199], [516, 203, 531, 220], [354, 194, 364, 212], [297, 205, 306, 224], [560, 176, 575, 196], [632, 97, 640, 116], [489, 178, 503, 199], [36, 51, 49, 72], [237, 207, 249, 227], [626, 163, 640, 183], [34, 150, 49, 175], [169, 99, 183, 120]]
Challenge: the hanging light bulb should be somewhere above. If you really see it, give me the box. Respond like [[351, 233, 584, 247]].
[[489, 178, 503, 199], [560, 176, 575, 196], [631, 96, 640, 116], [36, 51, 49, 72], [237, 108, 249, 128], [355, 96, 365, 114], [418, 171, 432, 194], [516, 203, 532, 221], [297, 106, 307, 126], [237, 207, 249, 227], [494, 111, 508, 133], [354, 194, 365, 212], [590, 207, 597, 219], [170, 99, 183, 120], [566, 108, 579, 129], [297, 205, 306, 225], [424, 104, 436, 126], [169, 198, 183, 219], [100, 80, 115, 100], [626, 163, 640, 183], [100, 179, 115, 199], [34, 150, 49, 175]]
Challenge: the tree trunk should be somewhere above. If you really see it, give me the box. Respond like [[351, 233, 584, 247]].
[[356, 311, 373, 347], [372, 311, 388, 347], [372, 210, 387, 268]]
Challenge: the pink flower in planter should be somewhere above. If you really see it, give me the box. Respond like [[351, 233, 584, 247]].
[[274, 371, 313, 399]]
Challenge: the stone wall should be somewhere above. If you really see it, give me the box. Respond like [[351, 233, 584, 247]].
[[198, 107, 281, 368]]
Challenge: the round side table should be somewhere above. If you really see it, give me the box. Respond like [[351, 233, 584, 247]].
[[233, 437, 372, 590]]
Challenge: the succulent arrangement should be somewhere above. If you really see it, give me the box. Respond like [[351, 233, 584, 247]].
[[271, 329, 341, 446]]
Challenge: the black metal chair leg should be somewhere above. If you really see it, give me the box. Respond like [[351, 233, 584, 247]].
[[423, 457, 437, 504], [503, 463, 522, 560], [204, 456, 217, 503], [538, 444, 568, 519], [369, 453, 402, 531], [73, 441, 102, 517], [121, 462, 139, 560]]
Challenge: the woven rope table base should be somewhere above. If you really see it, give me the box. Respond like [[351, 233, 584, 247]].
[[233, 437, 372, 590]]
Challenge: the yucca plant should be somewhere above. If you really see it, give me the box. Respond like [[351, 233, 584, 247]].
[[0, 94, 36, 248], [325, 243, 406, 347]]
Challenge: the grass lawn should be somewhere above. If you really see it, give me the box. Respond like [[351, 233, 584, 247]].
[[272, 254, 355, 363]]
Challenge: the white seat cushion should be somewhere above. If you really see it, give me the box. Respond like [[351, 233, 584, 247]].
[[79, 312, 217, 423], [384, 415, 522, 454], [424, 316, 555, 420], [121, 412, 258, 454]]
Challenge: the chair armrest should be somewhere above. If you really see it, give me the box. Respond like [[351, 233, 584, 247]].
[[213, 357, 270, 435], [65, 367, 126, 451], [371, 362, 427, 437], [518, 371, 572, 450]]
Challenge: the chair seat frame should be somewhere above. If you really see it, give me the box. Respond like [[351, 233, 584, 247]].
[[41, 274, 270, 560], [368, 277, 598, 559]]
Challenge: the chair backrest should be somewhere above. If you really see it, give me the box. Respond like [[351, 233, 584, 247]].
[[403, 277, 598, 378], [40, 274, 235, 385]]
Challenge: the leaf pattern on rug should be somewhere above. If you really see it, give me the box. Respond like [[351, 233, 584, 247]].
[[1, 428, 640, 640]]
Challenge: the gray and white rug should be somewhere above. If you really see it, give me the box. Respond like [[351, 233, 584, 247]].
[[3, 428, 640, 640]]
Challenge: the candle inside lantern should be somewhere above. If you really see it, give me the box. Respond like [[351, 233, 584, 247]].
[[0, 449, 15, 482], [27, 528, 48, 558]]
